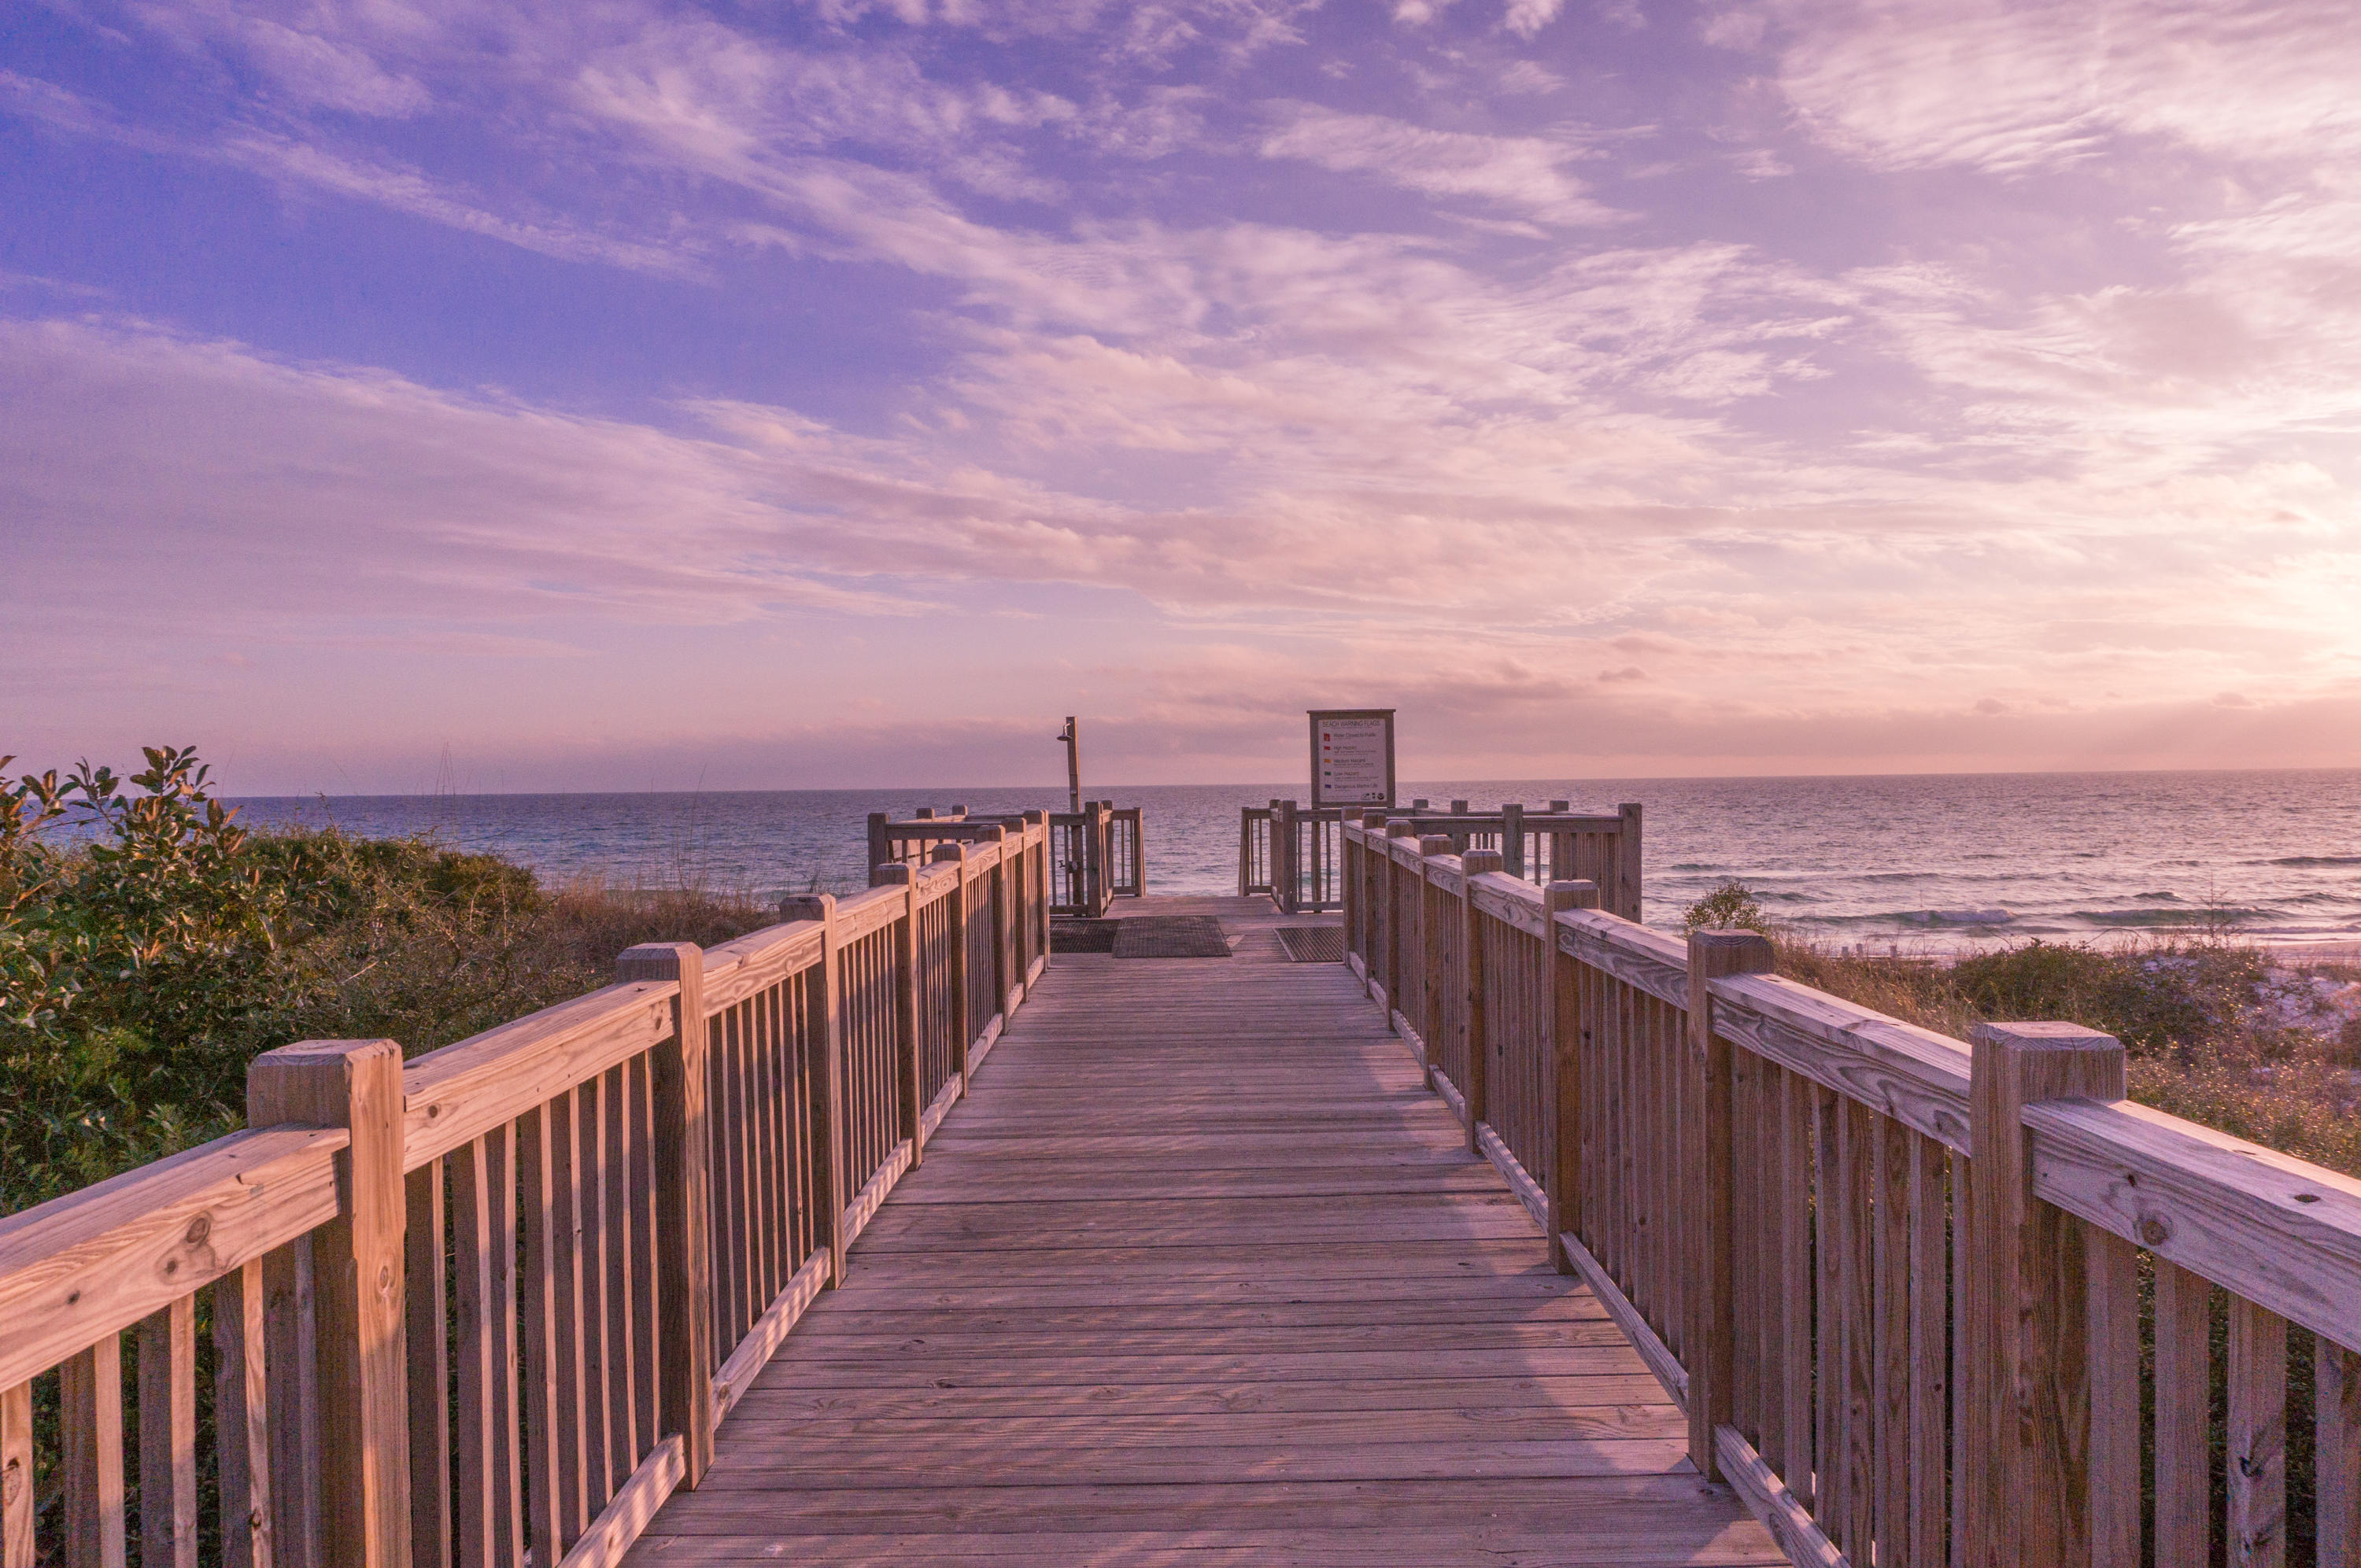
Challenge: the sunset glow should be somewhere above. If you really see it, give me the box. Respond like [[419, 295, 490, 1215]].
[[5, 0, 2358, 789]]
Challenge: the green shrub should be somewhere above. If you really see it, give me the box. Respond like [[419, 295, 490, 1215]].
[[1683, 878, 1772, 933], [2, 748, 778, 1212]]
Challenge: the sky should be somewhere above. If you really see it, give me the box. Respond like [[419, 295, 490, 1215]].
[[3, 0, 2359, 794]]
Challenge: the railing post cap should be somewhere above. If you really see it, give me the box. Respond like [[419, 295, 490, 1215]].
[[1417, 834, 1453, 857], [1386, 817, 1416, 837], [1550, 799, 1571, 811], [1543, 879, 1599, 911], [1362, 810, 1387, 827], [249, 1037, 398, 1070], [1462, 847, 1503, 875], [931, 842, 967, 862], [1450, 799, 1469, 813], [1022, 809, 1047, 825], [874, 861, 917, 886], [780, 891, 837, 919], [1968, 1020, 2123, 1053], [617, 939, 701, 976], [1687, 928, 1775, 972]]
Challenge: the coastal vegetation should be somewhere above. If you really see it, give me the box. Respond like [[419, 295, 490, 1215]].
[[1, 747, 774, 1212], [4, 759, 2356, 1218], [1689, 879, 2361, 1179]]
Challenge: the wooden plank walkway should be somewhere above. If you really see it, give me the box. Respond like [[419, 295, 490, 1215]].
[[629, 895, 1785, 1566]]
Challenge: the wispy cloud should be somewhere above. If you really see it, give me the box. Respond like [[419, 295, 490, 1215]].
[[1259, 103, 1622, 226]]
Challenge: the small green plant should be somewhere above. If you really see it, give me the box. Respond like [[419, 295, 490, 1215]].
[[1683, 878, 1771, 933]]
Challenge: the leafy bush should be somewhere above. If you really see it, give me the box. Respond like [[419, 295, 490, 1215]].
[[1683, 878, 1772, 933], [2, 748, 778, 1212]]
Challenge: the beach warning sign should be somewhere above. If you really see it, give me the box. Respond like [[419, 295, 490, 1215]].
[[1309, 709, 1396, 809]]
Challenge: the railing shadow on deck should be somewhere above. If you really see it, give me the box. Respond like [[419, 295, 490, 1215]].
[[0, 818, 1055, 1568], [1337, 812, 2361, 1568]]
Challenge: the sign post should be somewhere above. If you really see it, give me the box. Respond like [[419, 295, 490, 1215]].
[[1308, 709, 1396, 810]]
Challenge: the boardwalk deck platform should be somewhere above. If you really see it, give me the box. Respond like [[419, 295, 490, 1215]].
[[20, 815, 2361, 1567], [626, 896, 1784, 1566]]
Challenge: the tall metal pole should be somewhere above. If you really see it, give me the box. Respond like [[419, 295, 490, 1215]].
[[1058, 717, 1081, 814]]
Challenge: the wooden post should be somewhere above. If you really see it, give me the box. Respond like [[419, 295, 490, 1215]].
[[1417, 835, 1454, 1073], [1543, 881, 1598, 1273], [246, 1039, 412, 1567], [865, 811, 890, 876], [1616, 802, 1644, 921], [1384, 820, 1414, 1021], [1277, 799, 1299, 913], [1964, 1021, 2126, 1568], [985, 827, 1011, 1018], [779, 895, 851, 1286], [1019, 812, 1047, 968], [1683, 930, 1775, 1481], [874, 865, 927, 1168], [1500, 803, 1524, 880], [614, 942, 718, 1487], [1461, 848, 1502, 1152], [1237, 806, 1254, 895], [935, 843, 973, 1092]]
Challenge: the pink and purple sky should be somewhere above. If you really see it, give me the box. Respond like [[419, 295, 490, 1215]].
[[4, 0, 2358, 792]]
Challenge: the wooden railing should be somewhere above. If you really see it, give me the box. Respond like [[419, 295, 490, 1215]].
[[1045, 802, 1142, 917], [1254, 799, 1641, 917], [0, 817, 1052, 1568], [1342, 813, 2361, 1568]]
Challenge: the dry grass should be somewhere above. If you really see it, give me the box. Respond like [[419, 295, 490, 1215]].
[[1775, 935, 2361, 1179]]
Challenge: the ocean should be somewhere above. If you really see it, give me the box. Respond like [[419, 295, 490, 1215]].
[[226, 769, 2361, 954]]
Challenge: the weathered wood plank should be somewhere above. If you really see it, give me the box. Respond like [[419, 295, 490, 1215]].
[[625, 896, 1768, 1567]]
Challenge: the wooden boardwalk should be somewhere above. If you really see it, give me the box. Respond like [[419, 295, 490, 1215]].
[[628, 895, 1785, 1566]]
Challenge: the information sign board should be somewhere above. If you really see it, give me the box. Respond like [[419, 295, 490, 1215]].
[[1308, 709, 1396, 809]]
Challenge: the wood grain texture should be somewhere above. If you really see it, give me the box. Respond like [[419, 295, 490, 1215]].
[[0, 1127, 346, 1390], [246, 1039, 412, 1568], [0, 1380, 28, 1568], [623, 896, 1778, 1568]]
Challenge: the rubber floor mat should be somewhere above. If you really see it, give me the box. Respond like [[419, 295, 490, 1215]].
[[1276, 925, 1345, 963], [1111, 916, 1232, 958]]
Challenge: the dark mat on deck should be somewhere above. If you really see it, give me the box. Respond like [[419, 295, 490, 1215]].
[[1111, 916, 1232, 958], [1276, 925, 1345, 963]]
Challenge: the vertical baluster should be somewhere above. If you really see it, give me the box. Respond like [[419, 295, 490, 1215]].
[[2087, 1218, 2140, 1568], [575, 1078, 612, 1505], [518, 1103, 564, 1560], [1839, 1099, 1876, 1558], [602, 1064, 640, 1480], [405, 1157, 451, 1568], [2153, 1260, 2214, 1566], [2321, 1337, 2361, 1568], [63, 1334, 127, 1568], [262, 1239, 320, 1568], [136, 1296, 198, 1568], [451, 1130, 523, 1568], [1871, 1114, 1909, 1566], [1906, 1134, 1949, 1562], [1754, 1061, 1786, 1476], [1781, 1072, 1816, 1509], [1, 1378, 31, 1567], [2228, 1297, 2288, 1568], [212, 1260, 274, 1568], [626, 1054, 661, 1460], [1730, 1042, 1760, 1438], [1813, 1087, 1846, 1548], [551, 1092, 589, 1540]]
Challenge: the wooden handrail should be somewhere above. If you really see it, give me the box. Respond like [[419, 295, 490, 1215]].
[[1337, 816, 2361, 1568], [0, 815, 1056, 1568]]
